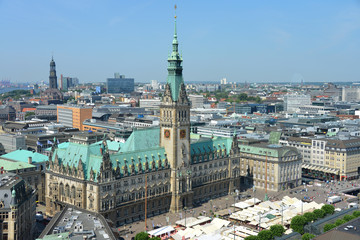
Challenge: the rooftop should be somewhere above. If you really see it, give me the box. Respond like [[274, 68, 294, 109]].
[[2, 149, 48, 163], [39, 206, 117, 240]]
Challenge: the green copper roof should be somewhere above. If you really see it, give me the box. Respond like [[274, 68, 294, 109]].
[[111, 146, 167, 175], [190, 137, 233, 163], [2, 149, 48, 163], [121, 127, 160, 152], [238, 144, 296, 158], [0, 159, 36, 171], [93, 140, 123, 152], [53, 141, 103, 182], [269, 131, 282, 144], [167, 18, 184, 101]]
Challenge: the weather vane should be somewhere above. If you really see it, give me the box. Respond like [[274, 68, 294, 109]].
[[174, 4, 177, 19]]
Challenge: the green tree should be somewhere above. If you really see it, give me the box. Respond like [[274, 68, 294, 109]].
[[25, 112, 35, 119], [344, 214, 356, 222], [321, 204, 335, 215], [353, 210, 360, 217], [302, 233, 315, 240], [290, 216, 307, 234], [269, 224, 285, 237], [324, 223, 336, 232], [135, 232, 149, 240], [238, 93, 248, 101], [313, 209, 325, 219], [335, 219, 347, 226], [244, 236, 258, 240], [303, 212, 316, 223], [149, 237, 161, 240], [257, 230, 273, 240]]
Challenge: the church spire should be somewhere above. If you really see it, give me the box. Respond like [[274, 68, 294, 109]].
[[166, 4, 184, 102]]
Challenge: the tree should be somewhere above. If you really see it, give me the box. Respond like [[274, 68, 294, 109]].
[[324, 223, 336, 232], [353, 210, 360, 218], [149, 238, 161, 240], [25, 112, 35, 119], [303, 212, 316, 223], [257, 230, 273, 240], [290, 216, 307, 234], [269, 224, 285, 237], [313, 209, 325, 219], [321, 204, 335, 215], [244, 236, 258, 240], [135, 232, 149, 240], [344, 214, 356, 222], [302, 233, 315, 240], [335, 219, 346, 226]]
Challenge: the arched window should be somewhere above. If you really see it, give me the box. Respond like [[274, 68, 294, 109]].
[[65, 184, 70, 197], [59, 183, 64, 196], [71, 186, 76, 199]]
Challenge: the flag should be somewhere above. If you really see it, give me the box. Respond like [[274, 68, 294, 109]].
[[36, 141, 43, 147], [57, 139, 60, 144], [47, 140, 53, 145]]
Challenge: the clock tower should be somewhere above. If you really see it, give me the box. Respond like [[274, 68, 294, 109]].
[[160, 7, 192, 213], [49, 57, 58, 89]]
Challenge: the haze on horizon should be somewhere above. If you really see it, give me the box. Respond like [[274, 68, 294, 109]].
[[1, 0, 360, 84]]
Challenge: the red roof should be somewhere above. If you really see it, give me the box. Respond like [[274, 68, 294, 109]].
[[22, 108, 36, 112]]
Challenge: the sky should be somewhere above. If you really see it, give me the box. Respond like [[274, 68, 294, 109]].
[[1, 0, 360, 84]]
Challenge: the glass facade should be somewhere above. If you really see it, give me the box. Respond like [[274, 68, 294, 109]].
[[107, 77, 134, 94]]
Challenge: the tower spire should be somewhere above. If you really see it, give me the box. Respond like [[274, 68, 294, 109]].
[[166, 4, 183, 101], [174, 4, 177, 38]]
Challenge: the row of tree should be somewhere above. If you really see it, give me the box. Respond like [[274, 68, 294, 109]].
[[323, 210, 360, 232]]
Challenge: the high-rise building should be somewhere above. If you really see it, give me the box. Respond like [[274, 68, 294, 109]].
[[107, 74, 134, 94], [57, 105, 93, 130], [60, 75, 79, 90]]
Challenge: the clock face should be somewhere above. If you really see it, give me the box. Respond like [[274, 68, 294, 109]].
[[164, 129, 171, 139], [180, 129, 186, 139]]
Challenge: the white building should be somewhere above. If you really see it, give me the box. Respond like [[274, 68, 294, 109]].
[[189, 94, 204, 108], [342, 87, 360, 102], [284, 94, 311, 112]]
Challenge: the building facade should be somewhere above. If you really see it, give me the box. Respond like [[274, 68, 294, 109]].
[[57, 105, 93, 131], [283, 94, 311, 112], [44, 15, 301, 227], [107, 74, 134, 94], [0, 172, 36, 240]]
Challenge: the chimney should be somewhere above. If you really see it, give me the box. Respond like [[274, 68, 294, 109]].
[[28, 157, 32, 164]]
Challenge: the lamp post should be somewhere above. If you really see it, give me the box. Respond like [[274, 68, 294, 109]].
[[184, 207, 187, 228]]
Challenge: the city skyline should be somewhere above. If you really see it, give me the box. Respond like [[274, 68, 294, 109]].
[[1, 1, 360, 84]]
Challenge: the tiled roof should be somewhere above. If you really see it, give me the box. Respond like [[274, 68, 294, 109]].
[[2, 149, 48, 163]]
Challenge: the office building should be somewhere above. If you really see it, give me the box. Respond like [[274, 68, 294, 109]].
[[107, 74, 134, 94], [0, 134, 26, 153], [57, 105, 93, 131], [60, 76, 79, 91], [139, 99, 161, 110], [283, 94, 311, 112], [189, 94, 204, 108]]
